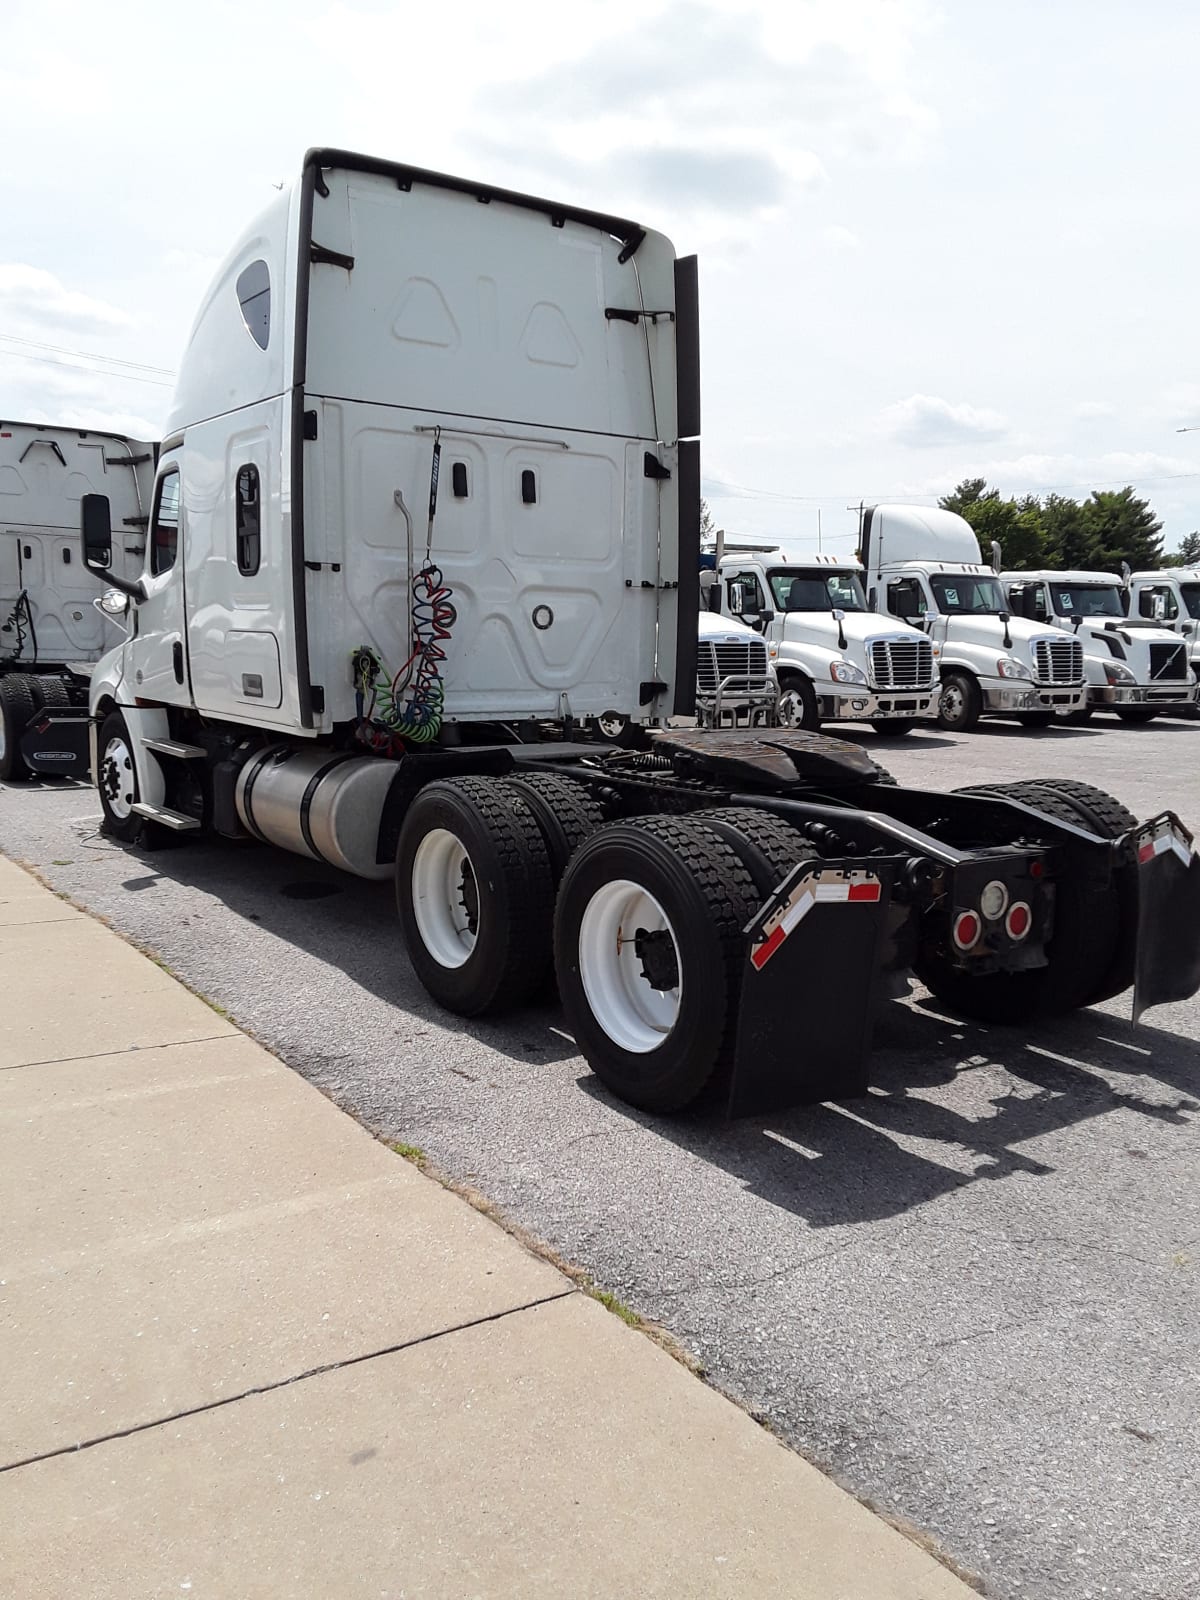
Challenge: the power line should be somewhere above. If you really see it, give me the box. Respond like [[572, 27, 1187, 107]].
[[0, 347, 174, 388], [0, 331, 176, 376], [703, 470, 1200, 504]]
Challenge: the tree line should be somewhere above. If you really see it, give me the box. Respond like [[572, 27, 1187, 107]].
[[938, 479, 1200, 572]]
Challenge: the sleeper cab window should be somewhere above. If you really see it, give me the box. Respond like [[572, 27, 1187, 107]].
[[236, 465, 261, 576], [236, 259, 270, 351], [151, 470, 180, 576]]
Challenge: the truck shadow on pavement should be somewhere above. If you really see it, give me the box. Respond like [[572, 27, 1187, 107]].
[[580, 997, 1200, 1229]]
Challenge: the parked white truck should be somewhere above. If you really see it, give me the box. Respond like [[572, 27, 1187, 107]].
[[76, 149, 1200, 1115], [1002, 569, 1195, 723], [0, 421, 154, 779], [693, 606, 779, 729], [1125, 568, 1200, 705], [708, 545, 938, 734], [859, 504, 1087, 731]]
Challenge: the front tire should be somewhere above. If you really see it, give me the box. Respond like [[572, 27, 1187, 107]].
[[936, 672, 982, 732], [396, 777, 555, 1015], [554, 815, 759, 1112], [777, 673, 819, 730], [0, 675, 37, 781], [96, 711, 143, 839]]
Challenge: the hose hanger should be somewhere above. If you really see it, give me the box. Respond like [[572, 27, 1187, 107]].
[[426, 425, 441, 559]]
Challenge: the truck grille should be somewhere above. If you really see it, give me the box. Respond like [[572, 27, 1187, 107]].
[[1033, 637, 1083, 683], [869, 638, 934, 689], [1149, 641, 1188, 680], [696, 639, 769, 695]]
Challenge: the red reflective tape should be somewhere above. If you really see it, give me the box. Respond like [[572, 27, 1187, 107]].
[[847, 881, 881, 902], [750, 923, 787, 971], [1138, 841, 1156, 863]]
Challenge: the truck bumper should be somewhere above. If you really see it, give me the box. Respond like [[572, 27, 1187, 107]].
[[980, 681, 1087, 714], [816, 685, 939, 721], [1090, 683, 1198, 709]]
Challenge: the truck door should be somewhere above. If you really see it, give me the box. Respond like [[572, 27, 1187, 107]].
[[1136, 582, 1178, 624], [127, 461, 192, 707]]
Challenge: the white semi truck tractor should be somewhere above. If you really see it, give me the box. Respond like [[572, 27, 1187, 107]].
[[859, 504, 1088, 731], [1002, 569, 1196, 723], [0, 422, 154, 780], [693, 607, 779, 729], [1125, 568, 1200, 710], [77, 149, 1200, 1116], [708, 544, 938, 734]]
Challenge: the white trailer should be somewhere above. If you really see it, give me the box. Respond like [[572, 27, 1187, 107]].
[[1002, 569, 1195, 722], [0, 422, 154, 779], [708, 545, 938, 734], [76, 150, 1200, 1115], [859, 504, 1087, 731]]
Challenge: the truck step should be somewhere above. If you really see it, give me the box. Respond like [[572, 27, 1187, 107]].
[[131, 802, 202, 832], [143, 738, 207, 760]]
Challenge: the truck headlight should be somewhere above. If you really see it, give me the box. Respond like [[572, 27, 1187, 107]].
[[996, 657, 1033, 680], [1105, 661, 1136, 684], [830, 660, 868, 685]]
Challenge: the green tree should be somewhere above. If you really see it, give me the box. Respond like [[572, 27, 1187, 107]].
[[1041, 493, 1099, 570], [1163, 530, 1200, 566], [1081, 487, 1163, 571], [699, 496, 716, 549], [937, 479, 1046, 569]]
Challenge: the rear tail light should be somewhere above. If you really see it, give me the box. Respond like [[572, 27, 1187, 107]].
[[1006, 902, 1032, 941], [953, 910, 982, 951]]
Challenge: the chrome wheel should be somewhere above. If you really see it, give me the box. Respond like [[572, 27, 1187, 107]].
[[100, 735, 135, 820]]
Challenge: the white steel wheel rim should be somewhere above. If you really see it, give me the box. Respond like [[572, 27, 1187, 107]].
[[411, 827, 479, 969], [578, 878, 682, 1054], [101, 735, 136, 820]]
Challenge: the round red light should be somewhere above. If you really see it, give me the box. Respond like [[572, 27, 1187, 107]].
[[953, 910, 982, 951], [1029, 859, 1045, 879], [1006, 902, 1032, 940]]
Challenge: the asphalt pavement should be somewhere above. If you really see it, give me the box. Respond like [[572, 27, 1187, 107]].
[[2, 714, 1198, 1600]]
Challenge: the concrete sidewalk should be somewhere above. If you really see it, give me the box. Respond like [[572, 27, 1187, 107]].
[[0, 851, 976, 1599]]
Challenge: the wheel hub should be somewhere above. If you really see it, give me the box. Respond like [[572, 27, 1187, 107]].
[[634, 927, 679, 991]]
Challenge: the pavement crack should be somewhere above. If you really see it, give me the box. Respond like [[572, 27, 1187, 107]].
[[0, 1035, 237, 1073], [0, 1287, 577, 1478]]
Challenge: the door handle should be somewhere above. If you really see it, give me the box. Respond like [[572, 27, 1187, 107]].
[[172, 641, 184, 684]]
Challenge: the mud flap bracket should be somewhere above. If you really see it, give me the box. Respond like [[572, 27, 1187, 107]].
[[729, 859, 895, 1118]]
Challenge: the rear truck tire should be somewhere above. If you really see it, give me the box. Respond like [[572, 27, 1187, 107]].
[[32, 674, 71, 709], [501, 774, 606, 883], [554, 814, 759, 1113], [1018, 712, 1055, 729], [396, 776, 555, 1016], [917, 779, 1129, 1020], [1114, 706, 1159, 724], [686, 806, 818, 897], [0, 674, 37, 782], [96, 710, 144, 840], [776, 673, 820, 731], [936, 672, 982, 732], [871, 720, 916, 736]]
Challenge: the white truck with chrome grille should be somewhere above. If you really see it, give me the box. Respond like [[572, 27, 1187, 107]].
[[1002, 569, 1196, 723], [74, 148, 1200, 1119], [693, 608, 779, 729], [860, 504, 1087, 731], [1124, 568, 1200, 709], [710, 546, 938, 735]]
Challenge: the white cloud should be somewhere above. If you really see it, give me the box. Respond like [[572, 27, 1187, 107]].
[[0, 265, 130, 334], [821, 224, 860, 250], [879, 394, 1008, 448], [1073, 400, 1115, 421]]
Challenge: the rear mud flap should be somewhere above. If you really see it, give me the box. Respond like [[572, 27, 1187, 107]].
[[19, 709, 92, 779], [1133, 813, 1200, 1020], [729, 860, 893, 1117]]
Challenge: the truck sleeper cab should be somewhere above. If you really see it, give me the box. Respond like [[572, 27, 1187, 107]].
[[1003, 570, 1196, 723], [710, 547, 938, 735], [0, 422, 155, 781], [860, 504, 1087, 731], [78, 149, 1200, 1119]]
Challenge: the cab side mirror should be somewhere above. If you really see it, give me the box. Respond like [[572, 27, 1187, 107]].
[[81, 493, 112, 572], [760, 607, 776, 625]]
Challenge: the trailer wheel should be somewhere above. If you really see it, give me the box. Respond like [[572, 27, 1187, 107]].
[[1114, 706, 1159, 724], [777, 673, 819, 730], [0, 675, 37, 782], [687, 806, 818, 896], [502, 774, 606, 882], [936, 672, 982, 731], [554, 815, 759, 1112], [32, 674, 71, 709], [396, 777, 555, 1015], [96, 711, 144, 840]]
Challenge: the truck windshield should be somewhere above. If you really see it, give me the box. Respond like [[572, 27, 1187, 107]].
[[1181, 584, 1200, 620], [930, 574, 1006, 615], [1048, 584, 1123, 617], [767, 569, 866, 612]]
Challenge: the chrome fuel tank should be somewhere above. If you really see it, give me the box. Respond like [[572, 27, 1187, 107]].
[[235, 745, 395, 881]]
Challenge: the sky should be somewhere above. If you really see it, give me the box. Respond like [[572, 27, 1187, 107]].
[[2, 0, 1198, 553]]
